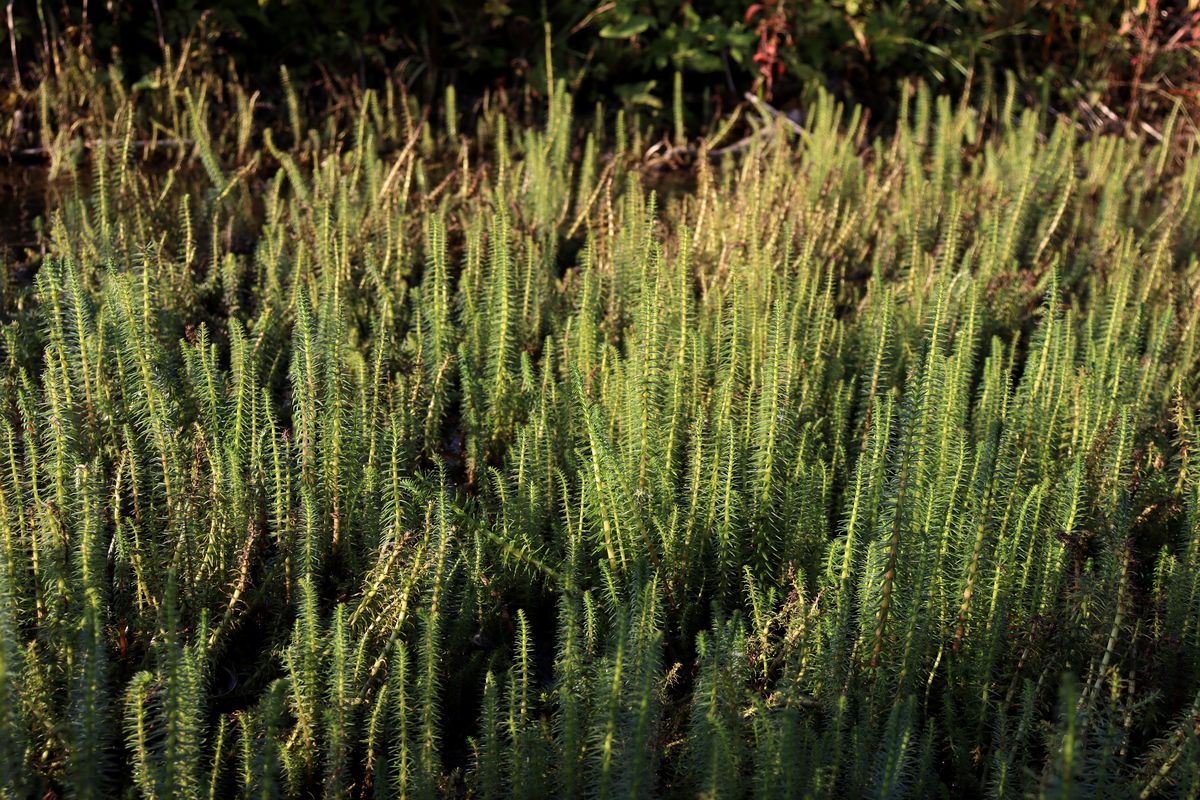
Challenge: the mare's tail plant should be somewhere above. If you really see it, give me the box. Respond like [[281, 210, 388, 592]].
[[0, 55, 1198, 798]]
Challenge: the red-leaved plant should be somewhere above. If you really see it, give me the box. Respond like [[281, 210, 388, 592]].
[[745, 0, 794, 99]]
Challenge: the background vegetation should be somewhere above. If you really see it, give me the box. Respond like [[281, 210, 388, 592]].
[[3, 1, 1199, 129]]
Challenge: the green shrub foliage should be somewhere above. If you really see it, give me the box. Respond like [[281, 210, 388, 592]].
[[1, 65, 1200, 798]]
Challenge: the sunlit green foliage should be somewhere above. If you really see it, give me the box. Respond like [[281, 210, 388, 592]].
[[1, 62, 1199, 798]]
